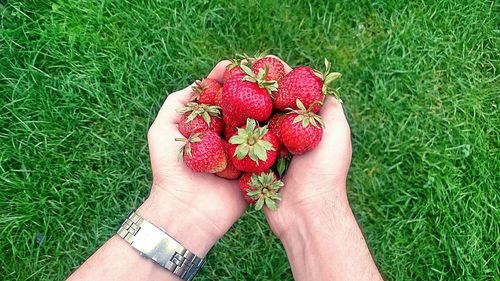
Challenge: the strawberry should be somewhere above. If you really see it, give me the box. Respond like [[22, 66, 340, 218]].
[[216, 141, 242, 180], [268, 113, 290, 158], [176, 102, 224, 137], [176, 131, 227, 173], [222, 59, 246, 83], [275, 59, 341, 113], [228, 119, 279, 173], [251, 57, 285, 81], [221, 65, 277, 127], [268, 113, 291, 177], [239, 172, 257, 204], [214, 88, 223, 107], [239, 171, 283, 210], [191, 78, 222, 105], [281, 100, 324, 155]]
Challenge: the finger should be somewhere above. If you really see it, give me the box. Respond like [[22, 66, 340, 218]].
[[152, 85, 195, 131], [153, 60, 231, 128], [266, 54, 293, 74], [319, 96, 351, 148], [319, 96, 348, 126], [148, 87, 193, 165], [207, 60, 231, 83]]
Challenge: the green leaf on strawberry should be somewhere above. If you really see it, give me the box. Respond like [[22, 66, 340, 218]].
[[287, 99, 325, 129], [313, 58, 342, 101], [240, 64, 278, 96], [229, 119, 276, 164], [245, 171, 283, 211], [176, 102, 221, 126]]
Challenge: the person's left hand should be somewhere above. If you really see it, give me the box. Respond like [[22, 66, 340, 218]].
[[137, 61, 247, 257]]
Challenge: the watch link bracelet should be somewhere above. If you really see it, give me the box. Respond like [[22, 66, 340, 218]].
[[117, 211, 204, 281]]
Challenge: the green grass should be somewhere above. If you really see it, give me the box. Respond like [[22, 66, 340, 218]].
[[1, 0, 498, 280]]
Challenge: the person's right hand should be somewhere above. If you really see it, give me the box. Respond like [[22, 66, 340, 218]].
[[263, 59, 383, 281], [265, 92, 352, 239]]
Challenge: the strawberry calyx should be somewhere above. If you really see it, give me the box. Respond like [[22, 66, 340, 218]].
[[246, 171, 283, 211], [240, 64, 278, 96], [229, 119, 276, 164], [286, 99, 325, 129], [191, 80, 207, 96], [176, 102, 221, 126], [227, 57, 245, 70], [235, 53, 257, 64], [235, 50, 268, 64], [313, 58, 342, 100], [175, 132, 203, 159]]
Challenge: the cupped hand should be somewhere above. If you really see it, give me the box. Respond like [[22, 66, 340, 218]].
[[141, 61, 247, 255], [263, 57, 352, 238]]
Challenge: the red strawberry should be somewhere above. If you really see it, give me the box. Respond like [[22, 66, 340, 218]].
[[281, 100, 324, 155], [268, 113, 290, 158], [222, 59, 246, 83], [251, 57, 285, 81], [228, 119, 279, 173], [268, 113, 291, 177], [275, 59, 341, 113], [214, 88, 223, 107], [239, 173, 257, 204], [221, 66, 277, 127], [176, 131, 227, 173], [177, 102, 224, 137], [191, 78, 222, 105], [216, 141, 242, 180], [239, 171, 283, 210]]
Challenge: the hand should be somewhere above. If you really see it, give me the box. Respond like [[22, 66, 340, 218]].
[[264, 59, 352, 238], [139, 61, 247, 256]]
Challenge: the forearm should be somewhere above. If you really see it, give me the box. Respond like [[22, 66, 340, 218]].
[[68, 197, 218, 281], [279, 191, 383, 281]]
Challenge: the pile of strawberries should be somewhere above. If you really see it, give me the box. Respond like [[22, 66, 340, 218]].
[[176, 55, 341, 210]]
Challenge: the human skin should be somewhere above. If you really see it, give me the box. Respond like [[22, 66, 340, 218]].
[[68, 56, 382, 281], [265, 56, 383, 281], [68, 60, 247, 281]]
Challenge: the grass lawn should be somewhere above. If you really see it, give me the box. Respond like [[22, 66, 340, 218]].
[[1, 0, 498, 280]]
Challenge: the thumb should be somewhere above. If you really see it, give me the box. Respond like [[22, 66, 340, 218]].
[[319, 96, 351, 138], [319, 96, 348, 126], [317, 96, 352, 163]]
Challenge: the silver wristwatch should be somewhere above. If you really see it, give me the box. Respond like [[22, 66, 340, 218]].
[[117, 212, 204, 281]]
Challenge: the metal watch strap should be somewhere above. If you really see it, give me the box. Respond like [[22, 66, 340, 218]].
[[117, 212, 204, 281]]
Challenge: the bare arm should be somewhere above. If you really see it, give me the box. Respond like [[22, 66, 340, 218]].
[[265, 83, 383, 280], [68, 61, 247, 281], [68, 198, 220, 281], [275, 190, 382, 281]]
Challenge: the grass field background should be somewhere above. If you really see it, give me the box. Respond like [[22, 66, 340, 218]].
[[1, 0, 498, 280]]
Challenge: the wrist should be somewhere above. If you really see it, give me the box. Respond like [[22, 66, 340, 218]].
[[135, 194, 219, 257], [267, 186, 350, 241]]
